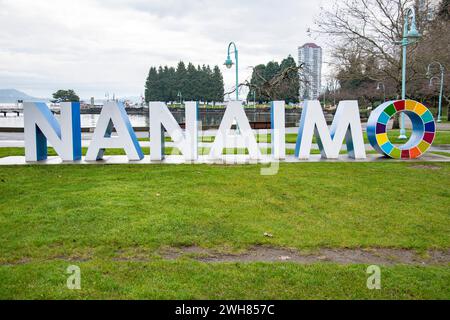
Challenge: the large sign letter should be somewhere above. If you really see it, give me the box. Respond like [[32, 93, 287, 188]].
[[85, 101, 143, 161], [271, 101, 286, 160], [209, 101, 261, 159], [367, 100, 435, 159], [295, 100, 366, 159], [24, 102, 81, 162], [149, 101, 198, 161]]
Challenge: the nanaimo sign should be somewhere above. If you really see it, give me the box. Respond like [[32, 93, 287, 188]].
[[23, 99, 436, 163]]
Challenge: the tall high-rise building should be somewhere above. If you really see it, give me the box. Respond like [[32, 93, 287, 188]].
[[298, 43, 322, 100]]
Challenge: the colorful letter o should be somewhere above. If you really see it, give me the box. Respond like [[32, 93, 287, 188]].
[[367, 100, 436, 159]]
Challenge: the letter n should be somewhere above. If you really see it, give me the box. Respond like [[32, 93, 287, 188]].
[[24, 102, 81, 162], [149, 101, 198, 161]]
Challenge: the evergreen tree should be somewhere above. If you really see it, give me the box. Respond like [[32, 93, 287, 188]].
[[145, 61, 225, 104], [212, 65, 225, 103], [166, 66, 177, 102], [195, 65, 203, 101], [158, 66, 170, 102], [199, 65, 212, 102], [185, 63, 197, 101], [248, 64, 266, 103], [144, 67, 158, 102], [176, 61, 187, 102], [264, 61, 281, 82], [204, 65, 214, 103], [247, 57, 300, 104], [279, 55, 300, 104]]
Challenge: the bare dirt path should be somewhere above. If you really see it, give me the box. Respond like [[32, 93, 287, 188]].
[[159, 246, 450, 266]]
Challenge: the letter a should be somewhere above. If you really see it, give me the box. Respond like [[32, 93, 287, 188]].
[[86, 101, 143, 161]]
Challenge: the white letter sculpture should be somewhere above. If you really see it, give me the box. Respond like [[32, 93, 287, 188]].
[[209, 101, 261, 159], [24, 102, 81, 162], [149, 101, 198, 161], [295, 100, 366, 159], [271, 101, 286, 160], [85, 101, 143, 161]]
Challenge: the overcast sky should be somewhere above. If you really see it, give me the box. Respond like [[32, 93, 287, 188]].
[[0, 0, 332, 99]]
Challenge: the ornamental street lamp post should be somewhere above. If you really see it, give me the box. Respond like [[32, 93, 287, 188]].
[[397, 6, 421, 139], [427, 62, 445, 123], [224, 42, 239, 101]]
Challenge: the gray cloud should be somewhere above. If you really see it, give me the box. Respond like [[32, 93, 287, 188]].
[[0, 0, 331, 99]]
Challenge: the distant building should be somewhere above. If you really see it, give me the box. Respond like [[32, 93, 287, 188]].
[[298, 43, 322, 100]]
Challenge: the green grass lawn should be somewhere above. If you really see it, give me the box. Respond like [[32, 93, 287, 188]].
[[0, 162, 449, 299], [2, 261, 448, 299]]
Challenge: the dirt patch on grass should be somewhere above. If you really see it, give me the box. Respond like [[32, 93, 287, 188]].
[[52, 255, 92, 263], [409, 164, 442, 170], [161, 246, 450, 266], [113, 248, 156, 262], [0, 257, 32, 266], [1, 246, 449, 266]]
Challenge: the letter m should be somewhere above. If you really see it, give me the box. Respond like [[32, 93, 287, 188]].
[[295, 100, 366, 159], [24, 102, 81, 162]]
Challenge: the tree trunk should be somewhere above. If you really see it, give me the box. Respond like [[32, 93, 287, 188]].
[[392, 114, 400, 129], [445, 96, 450, 121], [447, 103, 450, 121]]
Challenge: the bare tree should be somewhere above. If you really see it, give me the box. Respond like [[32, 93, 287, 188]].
[[413, 0, 450, 119], [314, 0, 450, 125], [315, 0, 422, 92], [224, 64, 304, 102]]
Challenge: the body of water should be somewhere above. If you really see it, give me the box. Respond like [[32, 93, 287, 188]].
[[0, 113, 149, 128]]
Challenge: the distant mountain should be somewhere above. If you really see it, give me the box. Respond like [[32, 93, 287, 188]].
[[0, 89, 45, 103]]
